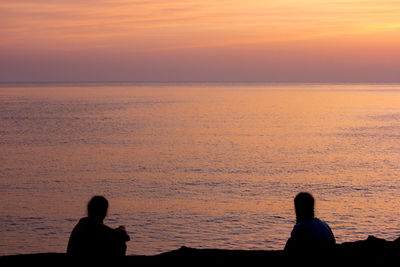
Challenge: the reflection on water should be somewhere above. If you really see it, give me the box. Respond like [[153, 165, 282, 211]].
[[1, 83, 400, 255]]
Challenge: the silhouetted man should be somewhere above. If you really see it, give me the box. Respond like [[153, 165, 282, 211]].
[[284, 192, 335, 256], [67, 196, 130, 258]]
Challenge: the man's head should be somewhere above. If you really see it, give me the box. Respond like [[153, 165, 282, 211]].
[[87, 195, 108, 222], [294, 192, 315, 223]]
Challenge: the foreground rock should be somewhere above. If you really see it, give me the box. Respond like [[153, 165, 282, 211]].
[[1, 236, 399, 266]]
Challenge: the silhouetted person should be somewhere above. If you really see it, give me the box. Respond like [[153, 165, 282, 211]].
[[284, 192, 335, 256], [67, 196, 130, 259]]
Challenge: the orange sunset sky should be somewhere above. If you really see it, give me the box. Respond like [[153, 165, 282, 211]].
[[1, 0, 399, 82]]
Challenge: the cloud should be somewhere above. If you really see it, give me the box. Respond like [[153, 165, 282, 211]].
[[2, 0, 399, 50], [0, 0, 399, 81]]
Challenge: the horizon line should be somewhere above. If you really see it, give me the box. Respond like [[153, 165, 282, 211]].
[[1, 80, 400, 85]]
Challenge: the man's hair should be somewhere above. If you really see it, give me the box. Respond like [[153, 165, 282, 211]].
[[87, 195, 108, 220], [294, 192, 314, 222]]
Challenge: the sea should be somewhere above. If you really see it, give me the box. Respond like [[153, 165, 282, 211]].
[[1, 82, 400, 256]]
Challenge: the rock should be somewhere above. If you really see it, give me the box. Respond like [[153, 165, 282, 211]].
[[1, 236, 399, 266]]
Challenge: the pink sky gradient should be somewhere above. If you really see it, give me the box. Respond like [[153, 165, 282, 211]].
[[1, 0, 399, 82]]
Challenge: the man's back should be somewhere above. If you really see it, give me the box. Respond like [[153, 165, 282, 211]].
[[285, 218, 335, 254], [67, 217, 128, 258]]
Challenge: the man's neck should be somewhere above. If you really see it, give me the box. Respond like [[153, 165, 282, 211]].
[[296, 216, 314, 224]]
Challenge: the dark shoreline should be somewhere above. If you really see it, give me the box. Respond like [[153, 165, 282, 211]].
[[1, 236, 399, 266]]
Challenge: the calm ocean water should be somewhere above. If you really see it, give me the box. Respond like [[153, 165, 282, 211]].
[[1, 82, 400, 256]]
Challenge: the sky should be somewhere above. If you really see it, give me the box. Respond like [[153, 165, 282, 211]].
[[1, 0, 400, 82]]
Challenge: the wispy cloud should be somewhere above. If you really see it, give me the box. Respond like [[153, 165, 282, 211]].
[[0, 0, 399, 82], [2, 0, 399, 51]]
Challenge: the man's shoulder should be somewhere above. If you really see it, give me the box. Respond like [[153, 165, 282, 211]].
[[70, 217, 89, 232], [74, 218, 114, 233], [313, 218, 332, 229], [305, 218, 328, 225], [294, 218, 330, 231], [77, 217, 89, 224]]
